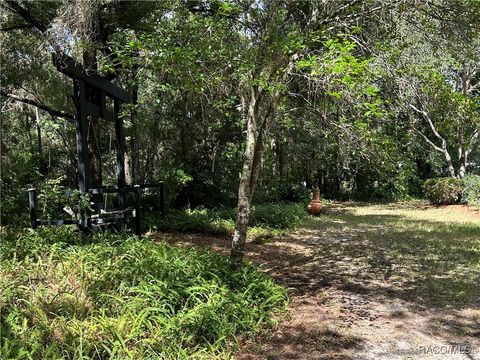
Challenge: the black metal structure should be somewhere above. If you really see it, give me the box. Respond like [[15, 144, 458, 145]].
[[27, 54, 164, 235]]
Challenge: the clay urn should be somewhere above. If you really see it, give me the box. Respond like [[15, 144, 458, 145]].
[[307, 187, 322, 215]]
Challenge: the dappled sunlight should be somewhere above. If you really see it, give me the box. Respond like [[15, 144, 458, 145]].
[[160, 202, 480, 359]]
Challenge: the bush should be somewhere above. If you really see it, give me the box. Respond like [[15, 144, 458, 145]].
[[145, 208, 235, 235], [462, 174, 480, 208], [423, 177, 463, 205], [0, 229, 288, 359], [254, 183, 312, 205], [147, 203, 307, 235], [36, 177, 91, 220], [250, 203, 306, 229]]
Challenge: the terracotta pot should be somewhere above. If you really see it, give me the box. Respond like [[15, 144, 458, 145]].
[[307, 189, 322, 215]]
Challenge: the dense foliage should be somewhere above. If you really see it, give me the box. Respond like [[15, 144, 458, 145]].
[[148, 202, 308, 235], [423, 177, 463, 205], [1, 1, 479, 227], [423, 175, 480, 206], [0, 228, 288, 359], [0, 1, 478, 357], [461, 175, 480, 208]]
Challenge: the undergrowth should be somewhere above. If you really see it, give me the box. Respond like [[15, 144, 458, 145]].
[[0, 227, 288, 359], [146, 202, 307, 236]]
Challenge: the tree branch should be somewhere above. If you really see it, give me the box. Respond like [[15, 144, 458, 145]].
[[1, 90, 75, 122], [409, 104, 447, 144], [318, 0, 361, 26], [465, 128, 479, 158], [4, 0, 47, 33], [412, 127, 444, 153]]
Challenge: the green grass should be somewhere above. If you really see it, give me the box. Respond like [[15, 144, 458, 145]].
[[306, 202, 480, 308], [0, 228, 288, 359]]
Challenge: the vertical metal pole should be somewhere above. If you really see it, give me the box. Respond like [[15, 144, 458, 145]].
[[159, 182, 165, 216], [75, 80, 90, 230], [75, 80, 89, 194], [133, 185, 141, 236], [27, 188, 37, 229], [114, 99, 126, 212]]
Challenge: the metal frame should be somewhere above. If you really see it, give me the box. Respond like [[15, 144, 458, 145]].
[[28, 183, 164, 235], [27, 54, 165, 235]]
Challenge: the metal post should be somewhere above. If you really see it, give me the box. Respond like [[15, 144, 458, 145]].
[[75, 80, 89, 194], [159, 182, 165, 216], [133, 185, 141, 236], [74, 80, 90, 230], [114, 99, 126, 211], [27, 188, 37, 229]]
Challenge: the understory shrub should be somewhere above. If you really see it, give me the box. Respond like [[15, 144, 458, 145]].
[[461, 174, 480, 208], [145, 208, 235, 235], [254, 183, 312, 204], [423, 177, 463, 205], [147, 203, 307, 234], [250, 203, 306, 229], [0, 229, 288, 359]]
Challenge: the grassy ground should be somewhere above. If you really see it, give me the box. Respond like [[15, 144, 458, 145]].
[[2, 201, 478, 359], [153, 201, 479, 359], [0, 229, 288, 359], [307, 202, 480, 308], [237, 202, 480, 359], [144, 202, 307, 238]]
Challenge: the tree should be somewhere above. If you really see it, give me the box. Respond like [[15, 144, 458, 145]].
[[381, 0, 480, 178], [227, 0, 403, 267]]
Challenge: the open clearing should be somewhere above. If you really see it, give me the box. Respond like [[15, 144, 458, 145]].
[[157, 202, 480, 359]]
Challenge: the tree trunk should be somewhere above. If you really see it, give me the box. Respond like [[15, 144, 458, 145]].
[[231, 89, 258, 269], [180, 91, 190, 165], [458, 137, 467, 178], [34, 108, 47, 175], [124, 149, 133, 185], [130, 81, 140, 183], [82, 20, 103, 201], [273, 133, 283, 179], [25, 114, 34, 157], [458, 160, 466, 179], [444, 150, 456, 178], [231, 88, 280, 269]]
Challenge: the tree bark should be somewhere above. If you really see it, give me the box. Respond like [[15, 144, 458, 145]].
[[460, 127, 480, 178], [273, 132, 283, 179], [180, 91, 191, 165], [444, 149, 456, 178], [129, 75, 140, 183], [124, 149, 133, 185], [231, 87, 259, 269], [81, 4, 103, 203], [230, 86, 280, 269], [34, 108, 47, 175]]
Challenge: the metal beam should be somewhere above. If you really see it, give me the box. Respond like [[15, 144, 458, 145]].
[[38, 219, 78, 226], [114, 99, 127, 211], [53, 53, 131, 103], [84, 101, 116, 122]]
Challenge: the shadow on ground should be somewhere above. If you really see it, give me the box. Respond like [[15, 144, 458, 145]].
[[240, 326, 363, 360], [154, 203, 480, 359]]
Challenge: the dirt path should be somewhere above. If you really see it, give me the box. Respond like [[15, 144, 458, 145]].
[[153, 203, 480, 359]]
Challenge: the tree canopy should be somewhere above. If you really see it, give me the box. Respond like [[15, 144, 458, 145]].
[[1, 0, 479, 265]]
